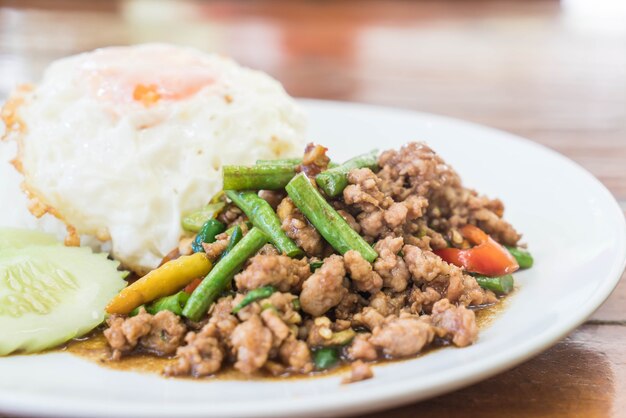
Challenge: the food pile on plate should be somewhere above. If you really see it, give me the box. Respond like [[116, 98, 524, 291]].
[[0, 44, 532, 383]]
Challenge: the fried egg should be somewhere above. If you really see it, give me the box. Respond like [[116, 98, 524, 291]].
[[0, 44, 306, 273]]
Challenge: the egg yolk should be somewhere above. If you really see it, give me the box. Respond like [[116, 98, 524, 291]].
[[133, 84, 161, 106], [79, 46, 218, 107]]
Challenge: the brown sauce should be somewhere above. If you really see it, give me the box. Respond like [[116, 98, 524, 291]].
[[59, 298, 508, 381], [61, 331, 357, 380]]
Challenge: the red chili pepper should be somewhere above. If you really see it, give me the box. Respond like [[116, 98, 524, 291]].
[[434, 225, 519, 277], [183, 277, 203, 294]]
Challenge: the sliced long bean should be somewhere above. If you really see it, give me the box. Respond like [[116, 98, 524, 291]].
[[474, 274, 514, 295], [315, 150, 379, 197], [309, 260, 324, 272], [182, 202, 225, 232], [286, 173, 378, 262], [256, 158, 302, 166], [506, 247, 534, 269], [232, 285, 276, 313], [223, 165, 296, 190], [225, 190, 303, 258], [224, 221, 252, 236], [183, 227, 269, 321], [256, 158, 339, 169], [220, 225, 243, 261], [146, 291, 190, 316]]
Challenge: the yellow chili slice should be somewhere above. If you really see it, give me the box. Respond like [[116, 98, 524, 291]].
[[106, 252, 212, 315]]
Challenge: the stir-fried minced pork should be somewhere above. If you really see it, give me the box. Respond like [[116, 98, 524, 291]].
[[373, 236, 410, 292], [344, 250, 382, 293], [344, 168, 392, 212], [207, 297, 239, 342], [403, 243, 455, 283], [430, 299, 479, 347], [405, 219, 448, 251], [104, 308, 186, 359], [369, 291, 407, 317], [300, 255, 347, 316], [103, 141, 527, 383], [257, 243, 280, 256], [202, 236, 229, 260], [165, 323, 224, 377], [369, 315, 434, 357], [258, 189, 286, 210], [352, 307, 386, 330], [280, 337, 314, 373], [428, 187, 521, 247], [304, 317, 327, 346], [298, 142, 330, 177], [231, 314, 273, 374], [408, 286, 442, 314], [342, 360, 374, 384], [334, 292, 365, 320], [235, 254, 310, 292], [377, 142, 461, 201], [217, 203, 244, 226], [265, 292, 302, 324], [377, 142, 520, 247], [277, 197, 324, 257], [261, 309, 291, 347], [347, 334, 377, 361], [403, 244, 496, 306]]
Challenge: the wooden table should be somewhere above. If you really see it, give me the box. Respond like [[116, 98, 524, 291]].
[[1, 0, 625, 416]]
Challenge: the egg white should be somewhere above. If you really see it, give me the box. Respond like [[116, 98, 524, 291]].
[[1, 44, 307, 273]]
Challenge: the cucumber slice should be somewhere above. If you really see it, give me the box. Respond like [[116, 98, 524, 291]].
[[0, 227, 60, 250], [0, 244, 126, 355]]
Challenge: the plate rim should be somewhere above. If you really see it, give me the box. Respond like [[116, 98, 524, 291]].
[[1, 98, 624, 418]]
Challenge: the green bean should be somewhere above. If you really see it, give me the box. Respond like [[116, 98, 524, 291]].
[[286, 173, 378, 262], [192, 219, 225, 253], [506, 247, 534, 269], [256, 158, 302, 166], [224, 221, 252, 237], [232, 285, 276, 313], [474, 274, 514, 295], [183, 227, 269, 321], [146, 291, 190, 316], [256, 158, 339, 169], [218, 225, 244, 294], [129, 305, 144, 316], [130, 291, 189, 316], [225, 190, 303, 258], [314, 347, 339, 370], [309, 260, 324, 272], [223, 165, 296, 191], [220, 225, 243, 261], [182, 202, 226, 232], [315, 150, 379, 197]]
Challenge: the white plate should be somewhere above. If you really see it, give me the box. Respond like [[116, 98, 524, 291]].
[[1, 99, 624, 418]]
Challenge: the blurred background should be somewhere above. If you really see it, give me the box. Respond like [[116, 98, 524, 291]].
[[0, 0, 624, 202]]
